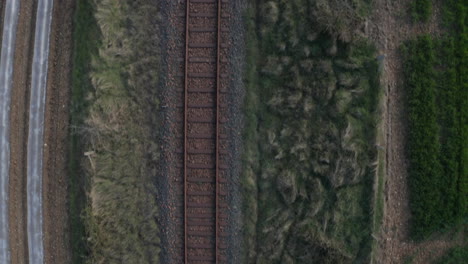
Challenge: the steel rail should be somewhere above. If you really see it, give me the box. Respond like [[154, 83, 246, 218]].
[[184, 0, 190, 263], [215, 0, 221, 263]]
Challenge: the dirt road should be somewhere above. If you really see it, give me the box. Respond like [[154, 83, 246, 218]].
[[27, 0, 54, 262], [0, 0, 20, 262]]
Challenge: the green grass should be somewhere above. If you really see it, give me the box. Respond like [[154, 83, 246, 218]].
[[410, 0, 433, 22], [434, 246, 468, 264], [69, 0, 100, 262]]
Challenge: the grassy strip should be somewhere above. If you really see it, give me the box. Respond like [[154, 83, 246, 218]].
[[241, 1, 260, 262], [69, 0, 99, 262], [370, 71, 385, 264], [410, 0, 432, 22]]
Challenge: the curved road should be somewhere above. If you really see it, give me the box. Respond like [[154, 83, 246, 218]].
[[0, 0, 21, 263], [27, 0, 54, 263]]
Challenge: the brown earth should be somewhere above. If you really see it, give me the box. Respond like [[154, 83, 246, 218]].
[[367, 0, 464, 263], [8, 0, 36, 263], [41, 0, 74, 263]]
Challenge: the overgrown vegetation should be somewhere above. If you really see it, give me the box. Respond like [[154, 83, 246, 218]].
[[410, 0, 432, 22], [70, 0, 161, 263], [242, 0, 381, 263], [403, 0, 467, 240]]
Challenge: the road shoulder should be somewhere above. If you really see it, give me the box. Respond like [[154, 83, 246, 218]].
[[8, 1, 36, 263], [41, 0, 75, 263]]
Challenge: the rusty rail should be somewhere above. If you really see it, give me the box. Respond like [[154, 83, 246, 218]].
[[215, 0, 222, 263], [183, 0, 189, 263]]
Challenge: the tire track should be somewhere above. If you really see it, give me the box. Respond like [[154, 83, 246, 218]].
[[0, 1, 21, 263], [27, 0, 54, 263]]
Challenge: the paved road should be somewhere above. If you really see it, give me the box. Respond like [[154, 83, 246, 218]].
[[27, 0, 54, 263], [0, 0, 21, 263]]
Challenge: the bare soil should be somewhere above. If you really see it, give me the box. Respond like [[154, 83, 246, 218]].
[[8, 1, 36, 263], [367, 0, 463, 263], [41, 0, 74, 263]]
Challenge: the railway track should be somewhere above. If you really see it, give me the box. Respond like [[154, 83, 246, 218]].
[[181, 0, 228, 263]]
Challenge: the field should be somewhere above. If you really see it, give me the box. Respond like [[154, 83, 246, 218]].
[[70, 0, 162, 262], [241, 0, 382, 263], [403, 0, 467, 240]]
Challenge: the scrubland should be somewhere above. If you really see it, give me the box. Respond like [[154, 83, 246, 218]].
[[241, 0, 381, 263]]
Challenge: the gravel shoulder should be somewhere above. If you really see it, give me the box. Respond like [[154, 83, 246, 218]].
[[41, 0, 74, 263], [367, 0, 462, 263], [8, 1, 36, 263]]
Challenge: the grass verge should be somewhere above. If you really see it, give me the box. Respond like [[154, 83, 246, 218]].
[[69, 0, 99, 262]]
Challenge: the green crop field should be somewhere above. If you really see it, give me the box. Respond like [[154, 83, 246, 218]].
[[403, 0, 467, 240]]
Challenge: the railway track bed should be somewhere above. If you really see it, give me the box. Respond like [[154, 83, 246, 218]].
[[177, 0, 230, 263]]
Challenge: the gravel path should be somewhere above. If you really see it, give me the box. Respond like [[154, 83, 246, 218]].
[[27, 0, 54, 263], [0, 1, 20, 263]]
